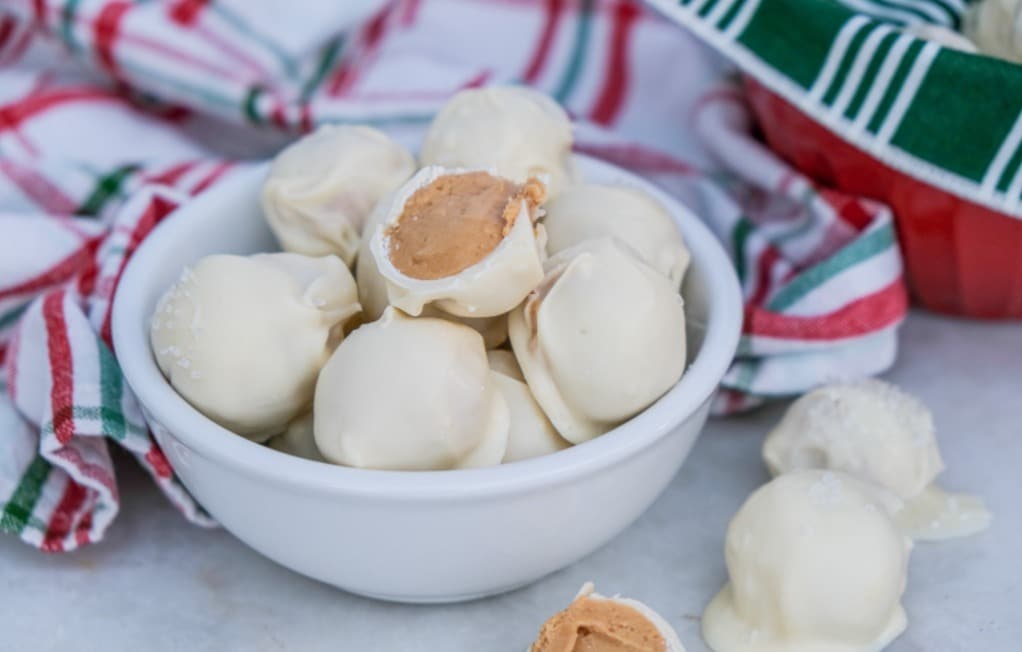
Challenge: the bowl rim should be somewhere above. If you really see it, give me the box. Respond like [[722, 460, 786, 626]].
[[112, 155, 743, 500]]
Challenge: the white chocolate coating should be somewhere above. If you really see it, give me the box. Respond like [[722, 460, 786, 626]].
[[261, 124, 416, 265], [487, 351, 570, 463], [267, 413, 324, 462], [358, 264, 508, 348], [314, 308, 509, 470], [894, 484, 993, 542], [453, 313, 508, 350], [487, 349, 526, 381], [764, 380, 943, 500], [509, 238, 687, 443], [370, 166, 546, 318], [420, 86, 575, 196], [965, 0, 1022, 63], [904, 23, 978, 52], [703, 471, 911, 652], [763, 380, 990, 541], [151, 253, 360, 441], [544, 183, 690, 288], [355, 196, 396, 321]]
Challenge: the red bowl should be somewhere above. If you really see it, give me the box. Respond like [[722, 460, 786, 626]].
[[744, 77, 1022, 319]]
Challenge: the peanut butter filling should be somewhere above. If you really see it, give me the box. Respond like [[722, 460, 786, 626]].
[[531, 596, 667, 652], [386, 172, 545, 280]]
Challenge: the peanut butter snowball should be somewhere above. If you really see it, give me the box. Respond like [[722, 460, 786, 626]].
[[544, 183, 690, 289], [371, 166, 547, 318], [531, 583, 686, 652], [267, 413, 324, 462], [421, 85, 575, 196], [703, 471, 911, 652], [261, 124, 415, 265], [487, 351, 569, 463], [356, 190, 511, 348], [509, 238, 686, 444], [763, 380, 991, 541], [355, 197, 393, 321], [313, 308, 509, 470], [150, 253, 360, 442], [386, 171, 522, 280]]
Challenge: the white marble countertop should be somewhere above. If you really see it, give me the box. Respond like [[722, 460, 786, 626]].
[[2, 310, 1019, 651]]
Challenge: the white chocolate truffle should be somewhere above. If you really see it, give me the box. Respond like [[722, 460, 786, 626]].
[[531, 583, 687, 652], [965, 0, 1022, 63], [355, 196, 396, 321], [267, 413, 324, 462], [764, 380, 943, 499], [314, 308, 509, 470], [703, 471, 911, 652], [151, 253, 360, 441], [358, 263, 509, 348], [904, 23, 978, 52], [421, 85, 575, 196], [262, 124, 416, 265], [356, 193, 511, 348], [487, 349, 526, 381], [763, 380, 991, 540], [544, 183, 690, 288], [487, 351, 570, 463], [509, 238, 687, 443], [416, 309, 508, 350], [370, 166, 547, 318], [455, 313, 508, 350]]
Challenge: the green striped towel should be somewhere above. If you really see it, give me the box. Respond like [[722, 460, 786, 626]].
[[646, 0, 1022, 218]]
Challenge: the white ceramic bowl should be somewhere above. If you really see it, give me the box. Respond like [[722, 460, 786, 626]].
[[113, 155, 743, 603]]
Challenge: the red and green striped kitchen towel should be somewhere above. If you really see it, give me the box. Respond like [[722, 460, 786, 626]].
[[0, 0, 905, 551]]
